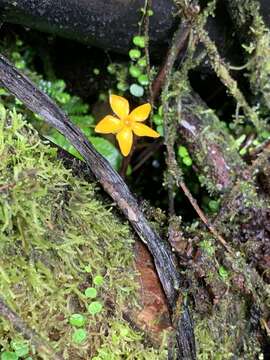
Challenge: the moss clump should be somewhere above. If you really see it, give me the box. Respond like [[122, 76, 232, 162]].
[[194, 294, 263, 360], [0, 105, 166, 359]]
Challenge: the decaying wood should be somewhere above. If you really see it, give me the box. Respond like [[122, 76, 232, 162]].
[[179, 91, 245, 193]]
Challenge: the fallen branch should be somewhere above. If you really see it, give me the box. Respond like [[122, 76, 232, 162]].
[[0, 296, 63, 360], [151, 21, 191, 102], [0, 53, 189, 357]]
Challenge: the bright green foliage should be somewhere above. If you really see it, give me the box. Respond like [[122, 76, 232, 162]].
[[137, 74, 149, 86], [93, 275, 104, 286], [129, 65, 142, 78], [89, 137, 122, 170], [47, 133, 122, 170], [132, 36, 146, 48], [69, 314, 86, 327], [72, 329, 87, 344], [117, 82, 129, 92], [182, 157, 192, 166], [84, 287, 97, 298], [129, 49, 141, 60], [0, 108, 164, 358], [153, 114, 163, 126], [10, 339, 29, 357], [199, 240, 215, 256], [218, 266, 229, 280], [88, 301, 103, 315], [0, 352, 18, 360], [137, 58, 147, 67], [93, 68, 100, 75], [177, 145, 193, 167], [107, 64, 116, 74], [178, 145, 189, 158]]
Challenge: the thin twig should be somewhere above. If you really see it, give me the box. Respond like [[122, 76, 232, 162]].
[[179, 181, 233, 254], [0, 296, 63, 360], [132, 139, 163, 173], [144, 0, 154, 111], [151, 23, 191, 102]]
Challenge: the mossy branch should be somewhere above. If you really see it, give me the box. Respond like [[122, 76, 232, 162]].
[[197, 29, 261, 130]]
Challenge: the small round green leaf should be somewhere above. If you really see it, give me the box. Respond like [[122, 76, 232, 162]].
[[177, 145, 189, 158], [137, 58, 147, 67], [107, 64, 116, 74], [129, 49, 141, 60], [156, 125, 164, 136], [93, 275, 104, 286], [116, 82, 128, 91], [84, 287, 97, 299], [133, 36, 145, 48], [129, 65, 141, 78], [182, 156, 192, 166], [138, 74, 149, 86], [69, 313, 86, 327], [129, 84, 144, 97], [88, 301, 103, 315], [153, 114, 163, 126], [208, 200, 220, 212], [72, 329, 87, 344]]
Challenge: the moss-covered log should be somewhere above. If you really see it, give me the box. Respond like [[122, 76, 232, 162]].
[[0, 106, 169, 359]]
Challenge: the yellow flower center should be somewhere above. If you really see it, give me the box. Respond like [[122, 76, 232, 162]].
[[124, 117, 133, 127]]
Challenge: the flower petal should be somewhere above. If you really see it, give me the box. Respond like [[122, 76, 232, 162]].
[[110, 94, 129, 120], [95, 115, 122, 134], [116, 127, 133, 156], [132, 123, 160, 138], [128, 103, 151, 122]]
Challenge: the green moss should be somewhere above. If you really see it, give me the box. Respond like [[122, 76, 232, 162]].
[[225, 0, 270, 117], [0, 107, 165, 358], [195, 295, 262, 359]]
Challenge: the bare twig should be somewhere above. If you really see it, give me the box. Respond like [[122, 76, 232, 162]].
[[179, 181, 233, 254], [0, 296, 63, 360], [132, 139, 163, 173], [151, 23, 191, 102]]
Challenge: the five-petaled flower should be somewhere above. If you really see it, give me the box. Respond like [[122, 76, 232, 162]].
[[95, 94, 160, 156]]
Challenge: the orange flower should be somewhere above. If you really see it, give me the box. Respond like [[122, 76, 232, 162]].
[[95, 94, 160, 156]]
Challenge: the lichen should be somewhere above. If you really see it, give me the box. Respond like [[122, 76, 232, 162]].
[[0, 105, 166, 359]]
